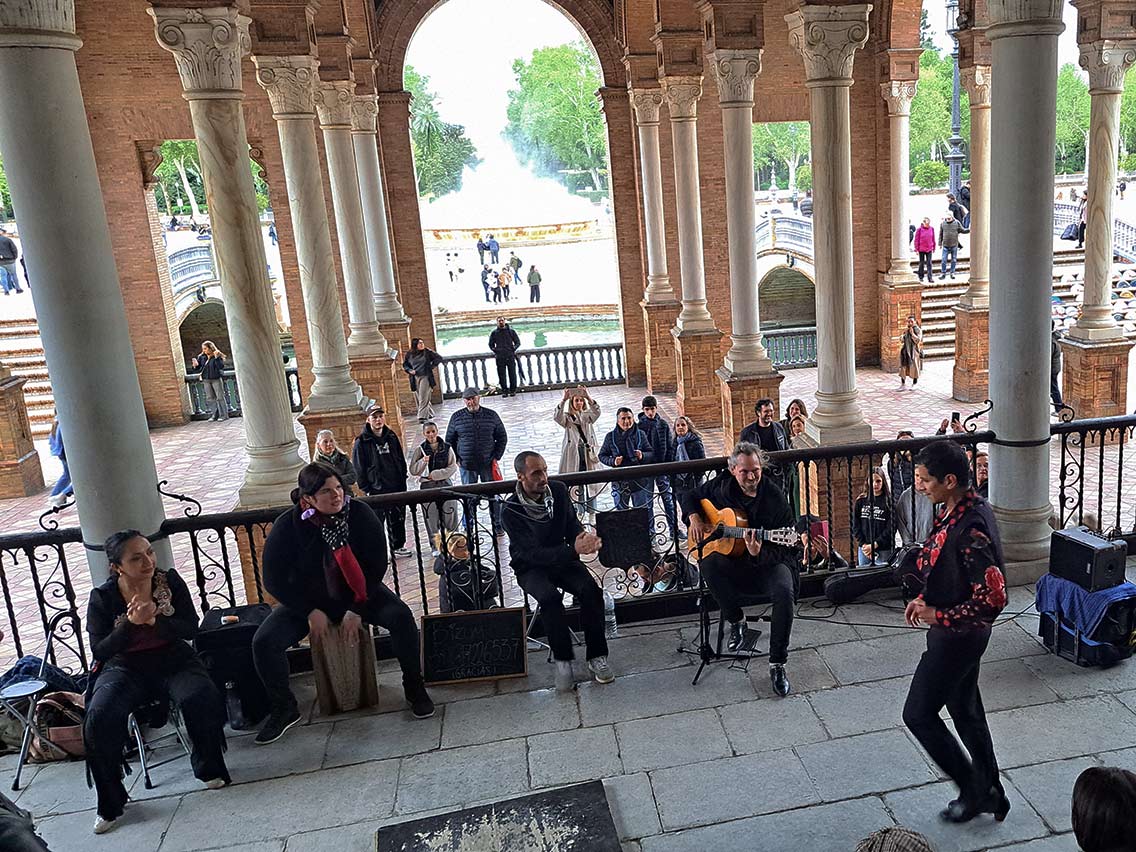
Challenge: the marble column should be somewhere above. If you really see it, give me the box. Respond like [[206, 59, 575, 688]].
[[150, 6, 303, 508], [953, 65, 993, 401], [986, 0, 1063, 573], [251, 55, 367, 414], [315, 81, 388, 356], [711, 50, 783, 442], [787, 4, 873, 444], [631, 88, 680, 393], [352, 93, 407, 324], [662, 75, 723, 427], [0, 0, 168, 578], [879, 80, 923, 374]]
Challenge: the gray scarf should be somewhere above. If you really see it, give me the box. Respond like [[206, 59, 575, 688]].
[[515, 483, 553, 521]]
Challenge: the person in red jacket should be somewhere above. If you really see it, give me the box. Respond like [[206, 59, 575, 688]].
[[913, 217, 936, 283]]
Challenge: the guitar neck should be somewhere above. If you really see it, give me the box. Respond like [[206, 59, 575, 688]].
[[719, 527, 774, 541]]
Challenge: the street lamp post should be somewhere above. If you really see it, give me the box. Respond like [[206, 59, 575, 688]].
[[945, 0, 966, 199]]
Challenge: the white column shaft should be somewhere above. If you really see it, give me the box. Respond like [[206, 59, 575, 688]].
[[637, 120, 671, 301], [889, 112, 910, 269], [0, 18, 169, 579], [960, 66, 992, 306], [353, 132, 404, 322], [988, 15, 1063, 563]]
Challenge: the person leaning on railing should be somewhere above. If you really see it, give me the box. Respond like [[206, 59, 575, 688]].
[[84, 530, 230, 835], [252, 463, 434, 747]]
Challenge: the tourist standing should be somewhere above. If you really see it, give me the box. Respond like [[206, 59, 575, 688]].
[[497, 266, 512, 301], [780, 398, 808, 435], [476, 235, 487, 264], [508, 251, 522, 286], [403, 337, 443, 423], [480, 265, 494, 303], [939, 213, 963, 280], [599, 407, 654, 509], [0, 230, 24, 295], [902, 440, 1008, 825], [554, 386, 603, 519], [47, 416, 72, 508], [1051, 322, 1064, 411], [740, 398, 791, 496], [913, 217, 936, 283], [445, 388, 508, 527], [527, 264, 542, 303], [899, 316, 923, 388], [267, 223, 277, 246], [352, 405, 412, 558], [489, 316, 521, 397], [638, 395, 677, 535], [408, 421, 460, 544], [487, 234, 500, 264], [194, 341, 229, 421], [313, 429, 357, 490], [672, 415, 706, 530], [947, 193, 968, 224], [959, 183, 972, 228]]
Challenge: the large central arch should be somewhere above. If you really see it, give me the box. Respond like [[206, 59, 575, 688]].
[[370, 0, 648, 383]]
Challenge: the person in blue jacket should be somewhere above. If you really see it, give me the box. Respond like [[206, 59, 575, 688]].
[[598, 407, 654, 509], [637, 396, 677, 535], [47, 416, 73, 508]]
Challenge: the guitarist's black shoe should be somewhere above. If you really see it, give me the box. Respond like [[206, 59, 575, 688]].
[[726, 619, 747, 652], [770, 664, 791, 697]]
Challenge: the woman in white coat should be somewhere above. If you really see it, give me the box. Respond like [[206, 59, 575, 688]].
[[554, 385, 604, 520]]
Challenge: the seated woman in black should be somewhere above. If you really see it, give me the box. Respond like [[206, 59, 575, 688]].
[[252, 463, 433, 746], [84, 530, 229, 835]]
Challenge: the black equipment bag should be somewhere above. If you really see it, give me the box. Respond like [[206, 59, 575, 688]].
[[1039, 599, 1136, 668], [195, 603, 272, 729], [822, 545, 921, 606], [438, 559, 501, 613]]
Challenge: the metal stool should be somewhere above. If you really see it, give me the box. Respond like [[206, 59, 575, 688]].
[[126, 700, 191, 790], [524, 601, 583, 663]]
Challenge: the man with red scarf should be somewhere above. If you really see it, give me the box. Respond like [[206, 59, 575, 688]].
[[252, 463, 433, 745], [902, 440, 1009, 825]]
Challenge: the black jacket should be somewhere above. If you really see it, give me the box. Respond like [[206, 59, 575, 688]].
[[195, 353, 225, 380], [352, 424, 407, 495], [489, 326, 521, 359], [262, 500, 389, 621], [86, 569, 199, 677], [637, 412, 674, 464], [403, 347, 443, 391], [920, 495, 1006, 630], [501, 480, 583, 576], [0, 236, 17, 261], [853, 496, 896, 552], [680, 471, 794, 568], [739, 420, 790, 453], [598, 425, 653, 468], [314, 449, 357, 488], [445, 406, 507, 469]]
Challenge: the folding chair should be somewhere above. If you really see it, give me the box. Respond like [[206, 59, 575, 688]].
[[524, 600, 583, 662], [126, 698, 190, 790], [0, 612, 81, 791]]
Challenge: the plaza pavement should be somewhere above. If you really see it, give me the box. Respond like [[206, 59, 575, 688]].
[[7, 575, 1136, 851]]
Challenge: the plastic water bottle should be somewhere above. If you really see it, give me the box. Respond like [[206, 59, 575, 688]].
[[603, 590, 618, 639]]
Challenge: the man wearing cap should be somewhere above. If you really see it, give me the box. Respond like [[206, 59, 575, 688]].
[[445, 389, 508, 526], [352, 405, 411, 557]]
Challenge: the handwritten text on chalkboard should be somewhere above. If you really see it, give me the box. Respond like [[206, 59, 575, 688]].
[[421, 607, 528, 685]]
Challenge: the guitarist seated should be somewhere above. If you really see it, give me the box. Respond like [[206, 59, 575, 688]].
[[682, 442, 796, 697]]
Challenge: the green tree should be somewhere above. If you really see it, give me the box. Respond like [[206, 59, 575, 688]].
[[909, 49, 970, 171], [0, 152, 10, 220], [795, 163, 812, 192], [1055, 63, 1090, 174], [505, 42, 609, 193], [912, 160, 950, 189], [157, 140, 205, 219], [404, 65, 479, 200], [920, 8, 935, 49], [1120, 65, 1136, 157], [752, 122, 811, 194]]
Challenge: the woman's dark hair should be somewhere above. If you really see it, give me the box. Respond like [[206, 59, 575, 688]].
[[914, 440, 970, 489], [105, 529, 147, 568], [291, 462, 341, 505], [1072, 766, 1136, 851], [411, 337, 424, 350]]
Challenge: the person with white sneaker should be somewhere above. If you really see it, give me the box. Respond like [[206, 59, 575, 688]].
[[84, 531, 230, 834], [501, 452, 614, 692]]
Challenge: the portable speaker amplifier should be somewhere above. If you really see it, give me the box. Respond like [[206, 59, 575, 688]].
[[1049, 527, 1127, 592]]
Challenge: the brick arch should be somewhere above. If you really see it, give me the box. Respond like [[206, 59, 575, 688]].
[[871, 0, 923, 53], [373, 0, 627, 91]]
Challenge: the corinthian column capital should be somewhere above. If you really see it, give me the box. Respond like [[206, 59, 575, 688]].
[[148, 6, 251, 96], [352, 94, 379, 133], [252, 55, 318, 117], [630, 88, 664, 126], [711, 49, 763, 107], [315, 80, 355, 128], [785, 4, 871, 86], [1080, 40, 1136, 94], [960, 65, 992, 107], [880, 79, 917, 116], [661, 76, 703, 121]]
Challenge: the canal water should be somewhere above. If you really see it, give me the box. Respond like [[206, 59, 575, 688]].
[[435, 317, 621, 356]]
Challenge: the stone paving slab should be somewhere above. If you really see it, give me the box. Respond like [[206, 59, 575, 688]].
[[795, 729, 938, 800], [35, 797, 180, 852], [806, 675, 911, 738], [717, 694, 829, 754], [639, 796, 895, 852], [161, 761, 400, 851], [10, 758, 101, 817], [747, 646, 838, 698], [323, 708, 443, 767], [990, 836, 1077, 852], [1097, 744, 1136, 773], [601, 772, 662, 841], [885, 780, 1049, 852], [649, 747, 819, 831], [986, 696, 1136, 768], [979, 658, 1062, 713], [1116, 688, 1136, 713], [1006, 756, 1099, 833], [394, 739, 529, 815], [816, 629, 928, 684], [376, 668, 496, 705], [576, 664, 757, 727], [602, 628, 690, 675], [1023, 648, 1136, 699], [528, 725, 622, 788], [439, 687, 581, 748], [615, 708, 731, 773]]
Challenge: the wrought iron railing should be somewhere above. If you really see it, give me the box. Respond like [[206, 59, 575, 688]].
[[763, 327, 818, 369], [183, 367, 303, 419], [438, 343, 625, 398]]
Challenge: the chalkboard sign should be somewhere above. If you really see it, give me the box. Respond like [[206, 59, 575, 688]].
[[421, 606, 528, 685]]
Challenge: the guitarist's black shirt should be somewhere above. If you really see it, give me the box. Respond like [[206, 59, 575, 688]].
[[681, 470, 795, 567]]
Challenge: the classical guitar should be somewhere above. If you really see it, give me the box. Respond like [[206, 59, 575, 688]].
[[687, 499, 798, 558]]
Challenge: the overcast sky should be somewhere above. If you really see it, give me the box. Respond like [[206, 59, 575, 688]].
[[405, 0, 1087, 146]]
